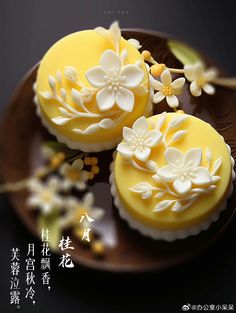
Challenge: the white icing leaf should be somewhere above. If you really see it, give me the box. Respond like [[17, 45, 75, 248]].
[[120, 49, 128, 63], [49, 75, 56, 91], [110, 21, 121, 52], [171, 130, 188, 143], [146, 160, 158, 172], [99, 118, 114, 129], [71, 88, 84, 107], [129, 182, 156, 200], [40, 91, 53, 99], [56, 70, 62, 85], [171, 201, 182, 212], [155, 192, 165, 199], [82, 124, 101, 135], [60, 88, 66, 101], [206, 147, 212, 163], [212, 175, 221, 183], [212, 157, 222, 174], [153, 200, 174, 212], [169, 115, 189, 129], [127, 38, 142, 49], [156, 112, 167, 130], [58, 107, 73, 117], [64, 66, 77, 82], [52, 116, 72, 125]]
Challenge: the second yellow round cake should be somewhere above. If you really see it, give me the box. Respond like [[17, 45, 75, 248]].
[[110, 112, 234, 241]]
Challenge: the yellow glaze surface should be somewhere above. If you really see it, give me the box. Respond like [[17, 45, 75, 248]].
[[36, 30, 150, 144], [114, 113, 232, 230]]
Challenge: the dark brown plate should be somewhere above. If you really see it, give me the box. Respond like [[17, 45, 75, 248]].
[[1, 30, 236, 273]]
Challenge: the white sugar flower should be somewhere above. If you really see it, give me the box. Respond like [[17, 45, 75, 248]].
[[129, 182, 157, 199], [86, 49, 144, 112], [64, 192, 104, 228], [184, 62, 217, 97], [153, 147, 212, 194], [152, 69, 185, 108], [60, 159, 88, 191], [27, 177, 63, 214], [117, 116, 162, 161]]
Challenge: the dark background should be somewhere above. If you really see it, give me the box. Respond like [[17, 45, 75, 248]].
[[1, 0, 236, 312]]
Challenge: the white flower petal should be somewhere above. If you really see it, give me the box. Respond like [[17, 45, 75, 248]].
[[27, 196, 41, 208], [72, 158, 84, 170], [123, 127, 135, 143], [100, 49, 121, 73], [85, 66, 107, 88], [80, 170, 88, 181], [190, 81, 202, 97], [48, 177, 60, 191], [157, 165, 178, 181], [42, 203, 52, 214], [190, 167, 212, 185], [120, 64, 144, 88], [62, 180, 72, 191], [117, 142, 134, 158], [135, 147, 151, 161], [83, 192, 94, 207], [161, 70, 172, 85], [173, 177, 192, 194], [184, 148, 202, 168], [171, 77, 185, 90], [165, 147, 184, 167], [76, 181, 86, 190], [152, 80, 163, 91], [91, 208, 104, 220], [153, 91, 165, 103], [184, 62, 204, 82], [60, 163, 70, 176], [97, 87, 115, 111], [166, 95, 179, 108], [144, 130, 162, 147], [127, 38, 142, 49], [202, 83, 215, 95], [203, 69, 217, 82], [132, 116, 148, 133], [116, 87, 134, 112]]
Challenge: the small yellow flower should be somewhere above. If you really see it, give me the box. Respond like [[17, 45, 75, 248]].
[[50, 152, 65, 169], [60, 158, 88, 191], [184, 62, 217, 97], [27, 177, 63, 214], [152, 69, 185, 108], [91, 165, 100, 174]]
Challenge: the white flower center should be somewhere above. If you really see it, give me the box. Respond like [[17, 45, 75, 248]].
[[105, 69, 126, 92], [131, 132, 147, 150], [41, 190, 53, 203], [162, 85, 173, 96]]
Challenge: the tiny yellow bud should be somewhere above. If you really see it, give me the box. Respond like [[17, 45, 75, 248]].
[[50, 152, 65, 169], [91, 157, 98, 165], [141, 50, 151, 61], [88, 172, 95, 180], [151, 64, 166, 77], [91, 165, 100, 174], [84, 157, 91, 165], [92, 240, 105, 257]]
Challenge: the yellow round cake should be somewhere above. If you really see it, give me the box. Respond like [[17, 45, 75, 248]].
[[110, 112, 234, 241], [34, 22, 151, 152]]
